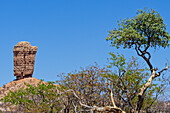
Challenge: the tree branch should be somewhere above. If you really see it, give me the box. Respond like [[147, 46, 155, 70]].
[[135, 44, 142, 56], [135, 43, 153, 71], [155, 65, 169, 77], [117, 92, 135, 112], [110, 89, 116, 107], [63, 89, 126, 113], [136, 65, 169, 112], [145, 87, 165, 112]]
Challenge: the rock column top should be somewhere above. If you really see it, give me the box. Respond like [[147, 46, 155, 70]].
[[13, 41, 37, 52], [13, 41, 38, 80]]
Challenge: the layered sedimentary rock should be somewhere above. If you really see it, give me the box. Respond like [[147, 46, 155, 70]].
[[13, 41, 37, 80]]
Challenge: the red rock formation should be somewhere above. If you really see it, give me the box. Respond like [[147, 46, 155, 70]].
[[0, 77, 42, 99], [13, 42, 37, 80]]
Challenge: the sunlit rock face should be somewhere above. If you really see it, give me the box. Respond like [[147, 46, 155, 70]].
[[13, 41, 37, 80]]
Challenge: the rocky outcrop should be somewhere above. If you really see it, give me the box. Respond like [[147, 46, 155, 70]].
[[0, 78, 47, 112], [0, 77, 42, 99], [13, 41, 37, 80]]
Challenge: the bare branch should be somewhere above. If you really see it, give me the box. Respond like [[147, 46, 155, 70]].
[[143, 44, 150, 53], [72, 102, 78, 113], [117, 92, 135, 112], [145, 87, 165, 111], [130, 89, 138, 101], [156, 65, 169, 77], [135, 44, 142, 56], [136, 65, 170, 112], [144, 51, 151, 60], [138, 70, 156, 97], [63, 89, 126, 113], [108, 88, 116, 107], [117, 71, 127, 93], [135, 43, 153, 71]]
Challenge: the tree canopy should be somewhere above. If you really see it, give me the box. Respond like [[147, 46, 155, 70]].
[[106, 8, 170, 49]]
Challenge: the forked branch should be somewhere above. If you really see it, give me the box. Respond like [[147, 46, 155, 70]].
[[135, 43, 153, 71], [136, 65, 169, 112]]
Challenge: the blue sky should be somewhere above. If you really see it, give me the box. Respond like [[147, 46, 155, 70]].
[[0, 0, 170, 97]]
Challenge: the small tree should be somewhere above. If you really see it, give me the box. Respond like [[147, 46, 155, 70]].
[[106, 8, 170, 112], [58, 63, 111, 110]]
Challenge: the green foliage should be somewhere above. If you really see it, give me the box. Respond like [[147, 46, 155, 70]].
[[58, 53, 163, 112], [2, 8, 169, 113], [106, 8, 169, 112], [2, 81, 62, 113], [106, 8, 170, 49], [106, 53, 155, 111], [2, 56, 165, 112]]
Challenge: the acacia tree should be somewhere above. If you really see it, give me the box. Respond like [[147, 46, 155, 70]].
[[106, 8, 170, 112]]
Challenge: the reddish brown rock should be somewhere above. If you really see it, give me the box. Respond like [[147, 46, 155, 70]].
[[13, 41, 37, 80], [0, 78, 41, 99]]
